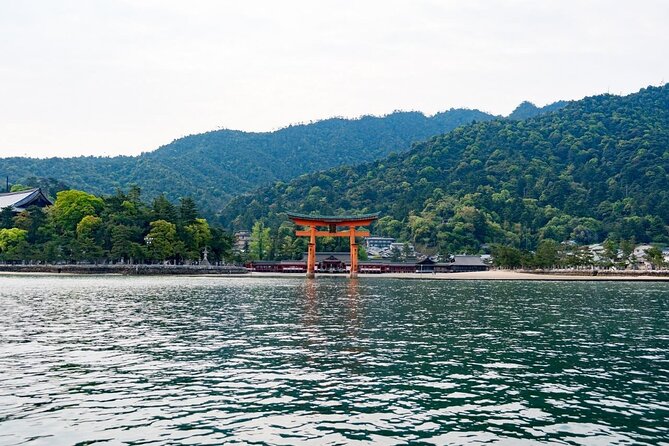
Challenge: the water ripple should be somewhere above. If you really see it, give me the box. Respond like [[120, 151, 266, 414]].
[[0, 275, 668, 445]]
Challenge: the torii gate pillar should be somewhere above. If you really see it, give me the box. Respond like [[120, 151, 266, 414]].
[[288, 213, 379, 279], [307, 225, 316, 279], [349, 226, 359, 278]]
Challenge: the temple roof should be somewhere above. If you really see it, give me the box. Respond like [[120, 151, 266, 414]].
[[0, 188, 53, 211], [300, 252, 352, 262], [451, 255, 488, 266], [287, 212, 379, 225]]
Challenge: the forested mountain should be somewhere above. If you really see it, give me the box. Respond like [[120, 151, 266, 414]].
[[221, 85, 669, 253], [507, 100, 568, 120], [0, 109, 495, 213]]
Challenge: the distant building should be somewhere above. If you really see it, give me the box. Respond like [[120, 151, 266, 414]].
[[632, 244, 654, 269], [633, 244, 654, 260], [588, 243, 606, 263], [0, 188, 52, 212], [302, 252, 351, 272], [245, 252, 489, 274], [449, 255, 489, 272], [415, 257, 436, 272], [365, 236, 395, 251], [389, 242, 415, 256], [233, 230, 251, 252]]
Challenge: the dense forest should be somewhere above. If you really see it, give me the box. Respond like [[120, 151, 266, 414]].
[[0, 187, 233, 264], [1, 109, 500, 214], [221, 86, 669, 255]]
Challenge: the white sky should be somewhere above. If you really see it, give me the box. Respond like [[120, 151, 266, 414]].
[[0, 0, 667, 158]]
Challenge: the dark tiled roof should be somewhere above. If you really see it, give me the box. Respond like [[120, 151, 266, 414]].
[[0, 188, 52, 211], [452, 255, 487, 266], [301, 252, 352, 262]]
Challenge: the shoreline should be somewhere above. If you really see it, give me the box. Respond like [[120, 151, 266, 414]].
[[3, 266, 669, 282], [0, 264, 248, 276], [247, 270, 669, 282]]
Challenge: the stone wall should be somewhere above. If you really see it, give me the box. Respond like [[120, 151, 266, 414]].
[[0, 264, 248, 275]]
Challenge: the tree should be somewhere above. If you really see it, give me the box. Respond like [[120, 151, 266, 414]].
[[110, 225, 144, 263], [0, 207, 14, 229], [209, 227, 233, 263], [9, 184, 30, 192], [278, 235, 296, 260], [620, 238, 635, 267], [249, 221, 271, 260], [0, 228, 29, 262], [13, 206, 48, 244], [184, 218, 212, 261], [179, 197, 198, 226], [645, 247, 665, 269], [74, 215, 104, 262], [603, 239, 619, 266], [146, 220, 179, 262], [50, 190, 104, 232], [535, 239, 560, 268], [491, 244, 522, 269], [152, 194, 178, 223], [358, 244, 368, 260]]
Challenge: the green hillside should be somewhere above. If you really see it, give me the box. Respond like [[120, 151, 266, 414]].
[[0, 109, 495, 213], [221, 86, 669, 253], [507, 100, 569, 120]]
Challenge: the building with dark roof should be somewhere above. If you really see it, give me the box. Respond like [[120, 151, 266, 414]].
[[0, 188, 52, 212], [449, 255, 489, 272], [245, 252, 489, 274]]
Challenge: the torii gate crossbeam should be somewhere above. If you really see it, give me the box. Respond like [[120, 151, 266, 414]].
[[287, 212, 379, 279]]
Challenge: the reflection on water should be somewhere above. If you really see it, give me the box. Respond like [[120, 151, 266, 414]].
[[0, 275, 668, 445]]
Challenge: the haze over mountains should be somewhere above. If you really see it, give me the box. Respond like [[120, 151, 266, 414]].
[[221, 86, 669, 252], [1, 101, 563, 214]]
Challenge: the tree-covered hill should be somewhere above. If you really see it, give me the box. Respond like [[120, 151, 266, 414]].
[[0, 109, 495, 213], [221, 85, 669, 253], [507, 100, 568, 120]]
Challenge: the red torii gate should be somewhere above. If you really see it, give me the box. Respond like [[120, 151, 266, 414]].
[[287, 212, 379, 278]]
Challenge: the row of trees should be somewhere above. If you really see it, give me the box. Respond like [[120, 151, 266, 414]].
[[0, 187, 233, 264]]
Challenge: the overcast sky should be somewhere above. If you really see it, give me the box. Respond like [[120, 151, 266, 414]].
[[0, 0, 667, 158]]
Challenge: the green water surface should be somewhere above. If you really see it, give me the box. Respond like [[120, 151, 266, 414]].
[[0, 276, 667, 445]]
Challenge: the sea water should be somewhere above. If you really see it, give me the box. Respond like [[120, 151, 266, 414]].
[[0, 275, 667, 445]]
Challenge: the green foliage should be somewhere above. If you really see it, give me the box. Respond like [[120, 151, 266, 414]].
[[0, 228, 29, 262], [507, 100, 567, 120], [0, 207, 14, 229], [179, 197, 198, 226], [146, 220, 180, 262], [0, 187, 234, 264], [645, 246, 665, 268], [51, 190, 104, 232], [534, 239, 560, 268], [249, 221, 271, 260], [221, 85, 669, 253], [9, 184, 31, 192], [183, 218, 212, 261], [1, 110, 496, 215], [358, 245, 368, 261]]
